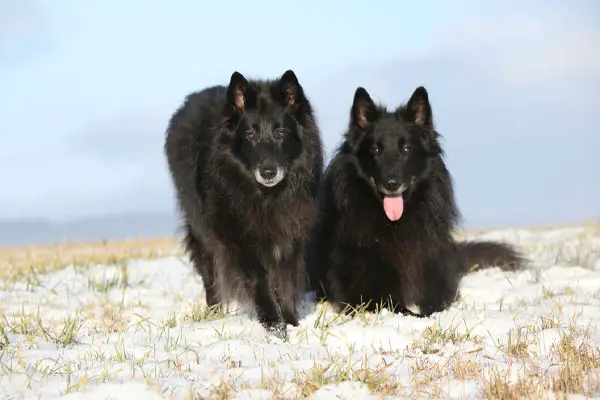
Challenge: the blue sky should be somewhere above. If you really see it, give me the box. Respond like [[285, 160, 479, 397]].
[[1, 0, 599, 228]]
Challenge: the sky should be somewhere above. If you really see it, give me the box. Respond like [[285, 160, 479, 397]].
[[1, 0, 599, 229]]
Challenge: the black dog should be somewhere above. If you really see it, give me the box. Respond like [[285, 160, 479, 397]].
[[308, 86, 525, 317], [164, 70, 323, 338]]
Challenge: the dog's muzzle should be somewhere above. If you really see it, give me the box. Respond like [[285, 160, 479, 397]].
[[255, 166, 285, 187]]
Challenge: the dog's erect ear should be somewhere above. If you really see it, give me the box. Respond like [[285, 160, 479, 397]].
[[351, 87, 377, 129], [405, 86, 433, 127], [277, 69, 308, 109], [345, 87, 377, 153], [226, 71, 249, 111], [404, 86, 440, 154]]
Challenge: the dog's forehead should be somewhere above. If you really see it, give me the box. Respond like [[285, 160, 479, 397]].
[[251, 88, 288, 117], [373, 117, 410, 140], [244, 90, 287, 121]]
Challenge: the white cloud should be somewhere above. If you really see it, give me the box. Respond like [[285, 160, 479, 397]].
[[434, 12, 600, 86]]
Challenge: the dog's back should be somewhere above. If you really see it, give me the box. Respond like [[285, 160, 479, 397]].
[[164, 85, 227, 231]]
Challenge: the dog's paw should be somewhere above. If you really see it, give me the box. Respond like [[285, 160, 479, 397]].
[[263, 320, 289, 342], [282, 311, 299, 327]]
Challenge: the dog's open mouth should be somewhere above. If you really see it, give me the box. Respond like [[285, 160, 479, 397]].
[[369, 177, 407, 221]]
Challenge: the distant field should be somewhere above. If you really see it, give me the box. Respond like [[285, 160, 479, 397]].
[[0, 236, 183, 279], [453, 219, 600, 238], [1, 220, 598, 280]]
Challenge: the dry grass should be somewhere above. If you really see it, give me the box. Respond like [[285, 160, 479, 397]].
[[292, 358, 402, 398], [483, 367, 546, 400], [0, 236, 183, 279], [505, 327, 532, 361], [552, 334, 600, 394], [197, 354, 406, 399], [481, 328, 600, 399], [452, 358, 480, 380]]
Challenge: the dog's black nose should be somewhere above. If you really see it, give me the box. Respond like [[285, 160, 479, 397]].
[[384, 179, 401, 192], [259, 166, 277, 180]]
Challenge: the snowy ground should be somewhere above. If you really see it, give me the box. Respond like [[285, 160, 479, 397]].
[[1, 224, 599, 399]]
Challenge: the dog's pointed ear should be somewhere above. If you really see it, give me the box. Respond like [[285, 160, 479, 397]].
[[226, 71, 249, 111], [277, 69, 308, 109], [345, 87, 377, 153], [404, 86, 440, 154], [351, 87, 377, 129], [405, 86, 433, 127]]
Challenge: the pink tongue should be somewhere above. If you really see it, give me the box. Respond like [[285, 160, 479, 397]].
[[383, 195, 404, 221]]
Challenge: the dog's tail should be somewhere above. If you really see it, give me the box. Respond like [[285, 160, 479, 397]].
[[457, 240, 527, 275]]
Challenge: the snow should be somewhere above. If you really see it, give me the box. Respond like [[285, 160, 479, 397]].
[[1, 225, 599, 399]]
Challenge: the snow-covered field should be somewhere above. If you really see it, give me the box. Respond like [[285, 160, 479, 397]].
[[1, 223, 600, 399]]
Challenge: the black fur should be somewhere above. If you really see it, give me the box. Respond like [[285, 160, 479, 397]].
[[308, 86, 525, 317], [457, 240, 524, 273], [164, 70, 323, 339]]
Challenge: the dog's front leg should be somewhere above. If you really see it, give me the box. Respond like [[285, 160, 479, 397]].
[[273, 244, 304, 327], [239, 248, 287, 340]]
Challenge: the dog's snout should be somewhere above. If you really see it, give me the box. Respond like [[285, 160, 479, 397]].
[[259, 163, 277, 180], [384, 178, 401, 192], [254, 160, 285, 188]]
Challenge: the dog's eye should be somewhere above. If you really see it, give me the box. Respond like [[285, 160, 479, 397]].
[[402, 144, 413, 153], [372, 145, 380, 154], [277, 129, 288, 138], [246, 131, 256, 141]]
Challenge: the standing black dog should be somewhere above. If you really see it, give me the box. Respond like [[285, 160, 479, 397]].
[[308, 86, 525, 317], [164, 70, 323, 338]]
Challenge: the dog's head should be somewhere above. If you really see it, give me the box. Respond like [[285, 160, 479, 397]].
[[345, 86, 442, 221], [219, 70, 311, 189]]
